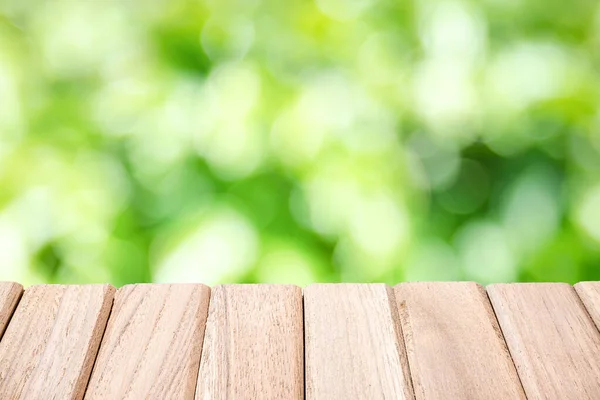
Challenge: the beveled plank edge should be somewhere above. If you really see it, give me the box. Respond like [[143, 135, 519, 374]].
[[301, 286, 306, 400], [391, 284, 418, 399], [77, 285, 117, 400], [479, 283, 529, 398], [574, 282, 600, 333], [178, 284, 213, 400], [0, 282, 24, 340], [186, 284, 212, 400], [385, 284, 416, 400]]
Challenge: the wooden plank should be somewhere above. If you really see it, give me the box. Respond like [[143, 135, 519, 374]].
[[488, 283, 600, 399], [85, 284, 210, 399], [196, 284, 303, 400], [0, 284, 114, 400], [0, 282, 22, 338], [393, 282, 525, 400], [574, 282, 600, 330], [304, 284, 414, 400]]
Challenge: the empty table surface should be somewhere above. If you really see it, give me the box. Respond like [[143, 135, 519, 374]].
[[0, 281, 599, 399]]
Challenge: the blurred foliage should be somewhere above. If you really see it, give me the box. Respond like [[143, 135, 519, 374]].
[[0, 0, 599, 286]]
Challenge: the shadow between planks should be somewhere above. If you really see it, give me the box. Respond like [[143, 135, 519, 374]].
[[0, 281, 600, 399]]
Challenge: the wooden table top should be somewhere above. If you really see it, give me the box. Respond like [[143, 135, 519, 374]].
[[0, 281, 599, 399]]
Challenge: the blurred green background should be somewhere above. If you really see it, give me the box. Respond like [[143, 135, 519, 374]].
[[0, 0, 599, 287]]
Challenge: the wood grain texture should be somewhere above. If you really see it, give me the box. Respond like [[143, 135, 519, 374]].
[[575, 282, 600, 330], [393, 282, 525, 400], [0, 284, 114, 400], [196, 284, 303, 400], [488, 283, 600, 400], [304, 284, 414, 400], [85, 284, 210, 400], [0, 282, 22, 338]]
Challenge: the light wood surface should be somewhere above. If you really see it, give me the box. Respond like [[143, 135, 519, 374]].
[[2, 281, 600, 397], [393, 282, 525, 400], [304, 284, 414, 400], [0, 282, 22, 337], [196, 284, 303, 400], [85, 284, 210, 400], [488, 283, 600, 399], [0, 284, 114, 400], [574, 282, 600, 330]]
